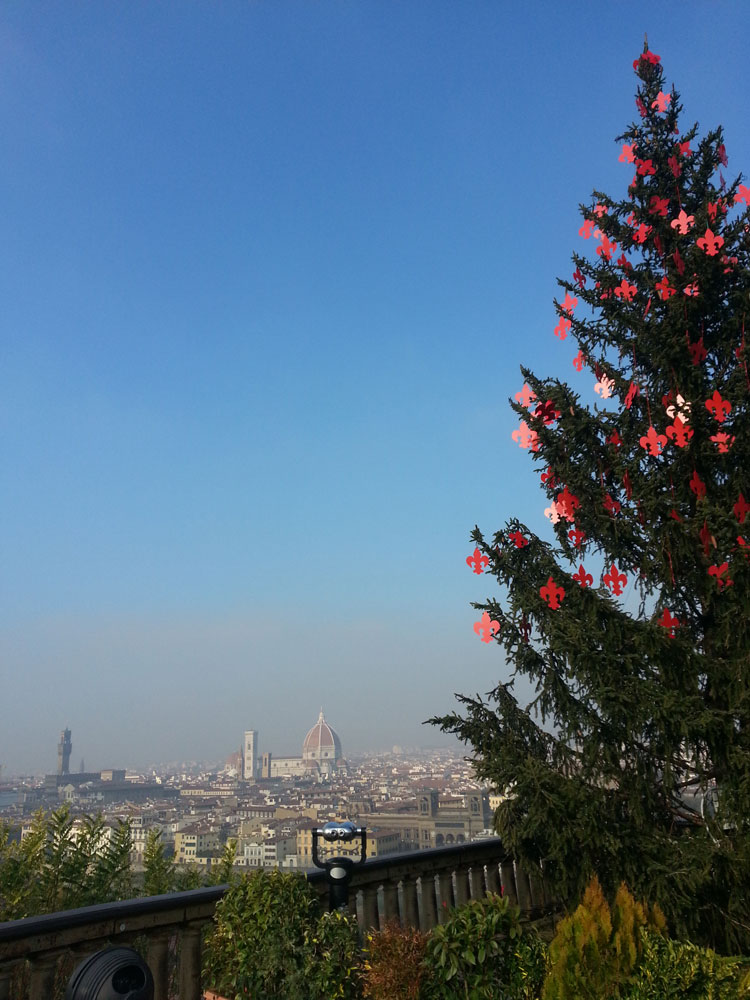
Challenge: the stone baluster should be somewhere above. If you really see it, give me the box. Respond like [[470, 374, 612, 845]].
[[500, 860, 518, 906], [468, 865, 484, 900], [178, 922, 204, 1000], [28, 951, 62, 998], [515, 866, 533, 914], [437, 871, 453, 921], [0, 961, 18, 1000], [453, 867, 470, 906], [401, 877, 419, 929], [529, 871, 546, 910], [381, 880, 400, 927], [361, 884, 380, 929], [419, 874, 438, 931], [485, 862, 502, 895], [148, 930, 172, 1000]]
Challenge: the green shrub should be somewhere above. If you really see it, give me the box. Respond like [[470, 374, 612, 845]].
[[363, 920, 429, 1000], [202, 868, 362, 1000], [422, 893, 547, 999], [623, 931, 750, 1000], [543, 877, 665, 1000]]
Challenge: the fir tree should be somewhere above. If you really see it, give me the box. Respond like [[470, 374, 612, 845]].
[[432, 44, 750, 952]]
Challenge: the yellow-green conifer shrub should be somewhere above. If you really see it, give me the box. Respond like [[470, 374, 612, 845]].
[[543, 876, 664, 1000]]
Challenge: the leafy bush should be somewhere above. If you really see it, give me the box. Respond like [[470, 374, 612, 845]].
[[363, 920, 429, 1000], [422, 893, 547, 999], [543, 876, 665, 1000], [0, 806, 134, 919], [622, 931, 750, 1000], [202, 868, 362, 1000]]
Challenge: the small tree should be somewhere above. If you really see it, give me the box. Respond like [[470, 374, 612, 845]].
[[0, 805, 134, 918], [143, 828, 175, 897], [433, 44, 750, 951]]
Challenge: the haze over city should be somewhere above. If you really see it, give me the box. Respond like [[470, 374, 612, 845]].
[[2, 3, 748, 775]]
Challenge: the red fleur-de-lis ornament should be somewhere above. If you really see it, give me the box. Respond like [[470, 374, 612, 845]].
[[614, 279, 637, 301], [705, 389, 731, 423], [697, 228, 725, 257], [623, 470, 633, 500], [568, 526, 586, 549], [556, 486, 580, 522], [640, 426, 667, 456], [535, 399, 561, 425], [624, 382, 639, 409], [733, 493, 750, 524], [603, 495, 621, 517], [512, 420, 540, 451], [665, 417, 693, 449], [540, 467, 559, 489], [658, 608, 680, 637], [514, 383, 536, 407], [560, 292, 578, 314], [573, 350, 586, 372], [509, 530, 529, 548], [690, 471, 707, 499], [555, 317, 572, 340], [540, 577, 565, 609], [649, 196, 669, 217], [688, 338, 707, 366], [671, 210, 694, 235], [474, 611, 500, 643], [572, 565, 593, 588], [711, 432, 735, 453], [708, 562, 733, 590], [651, 91, 671, 112], [466, 547, 490, 575], [655, 276, 676, 300], [603, 563, 628, 596], [699, 521, 716, 557]]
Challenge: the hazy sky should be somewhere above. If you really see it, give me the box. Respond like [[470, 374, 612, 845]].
[[2, 3, 748, 775]]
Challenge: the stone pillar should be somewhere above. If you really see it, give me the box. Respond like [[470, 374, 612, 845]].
[[486, 862, 502, 895], [515, 865, 533, 915], [454, 867, 470, 906], [529, 871, 546, 910], [178, 922, 204, 1000], [0, 962, 18, 1000], [28, 953, 60, 999], [419, 874, 438, 931], [437, 871, 453, 922], [361, 884, 380, 929], [381, 881, 400, 927], [402, 877, 419, 929], [468, 866, 484, 900], [501, 860, 518, 906], [148, 930, 172, 1000]]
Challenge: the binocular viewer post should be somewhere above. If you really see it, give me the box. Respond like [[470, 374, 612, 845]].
[[65, 946, 154, 1000], [311, 821, 367, 912]]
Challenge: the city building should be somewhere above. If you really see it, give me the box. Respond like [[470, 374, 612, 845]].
[[242, 730, 258, 782], [257, 710, 346, 782], [57, 729, 72, 776]]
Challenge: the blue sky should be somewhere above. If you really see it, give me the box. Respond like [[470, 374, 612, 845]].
[[2, 2, 748, 774]]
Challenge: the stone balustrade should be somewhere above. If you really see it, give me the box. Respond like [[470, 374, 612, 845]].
[[0, 839, 551, 1000]]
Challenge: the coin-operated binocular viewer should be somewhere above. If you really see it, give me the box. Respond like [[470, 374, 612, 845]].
[[312, 821, 367, 912], [65, 946, 154, 1000]]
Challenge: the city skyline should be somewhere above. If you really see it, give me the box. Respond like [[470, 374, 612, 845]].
[[2, 4, 748, 774]]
